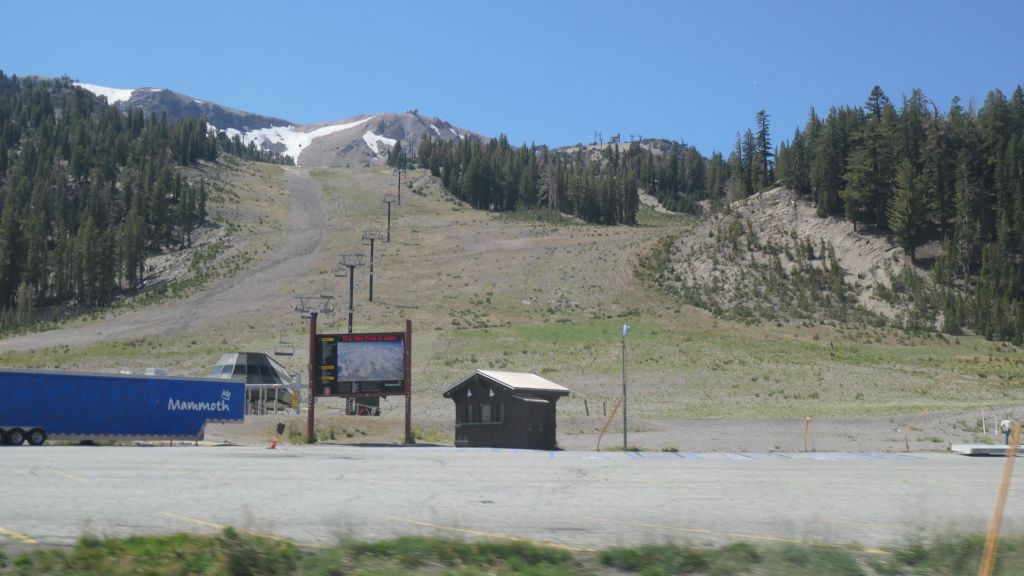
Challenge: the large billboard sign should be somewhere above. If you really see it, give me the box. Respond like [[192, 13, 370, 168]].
[[315, 332, 408, 397]]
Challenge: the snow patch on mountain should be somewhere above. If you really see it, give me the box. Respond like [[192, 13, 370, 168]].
[[213, 116, 374, 166], [362, 131, 397, 157], [74, 82, 135, 104]]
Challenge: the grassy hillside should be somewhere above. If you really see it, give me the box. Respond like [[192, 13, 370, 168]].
[[1, 162, 1022, 435]]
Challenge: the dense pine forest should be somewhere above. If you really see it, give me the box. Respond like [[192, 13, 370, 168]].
[[769, 86, 1024, 342], [0, 72, 285, 330], [410, 132, 730, 225]]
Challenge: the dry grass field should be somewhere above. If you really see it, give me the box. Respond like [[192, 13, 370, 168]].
[[2, 159, 1023, 450]]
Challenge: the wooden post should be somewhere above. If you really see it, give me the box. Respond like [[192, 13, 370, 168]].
[[803, 416, 812, 452], [584, 399, 589, 416], [307, 311, 318, 444], [596, 397, 624, 451], [905, 412, 926, 453], [979, 421, 1021, 576]]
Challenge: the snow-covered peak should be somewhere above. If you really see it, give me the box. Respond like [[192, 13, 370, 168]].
[[213, 116, 375, 166], [74, 82, 134, 104], [362, 131, 397, 157]]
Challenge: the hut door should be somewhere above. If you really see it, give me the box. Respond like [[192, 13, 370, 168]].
[[526, 402, 547, 449]]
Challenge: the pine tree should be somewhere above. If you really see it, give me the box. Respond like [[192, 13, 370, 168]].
[[842, 97, 896, 228], [888, 159, 930, 262], [0, 203, 21, 308], [755, 110, 773, 187]]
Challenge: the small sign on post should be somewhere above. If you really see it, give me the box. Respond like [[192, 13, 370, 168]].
[[270, 422, 286, 449]]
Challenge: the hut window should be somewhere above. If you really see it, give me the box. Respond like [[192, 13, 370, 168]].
[[461, 403, 503, 424], [463, 403, 482, 423]]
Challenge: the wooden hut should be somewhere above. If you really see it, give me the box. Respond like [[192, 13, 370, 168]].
[[443, 370, 569, 449]]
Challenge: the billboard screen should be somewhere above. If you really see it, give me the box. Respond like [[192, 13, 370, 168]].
[[315, 332, 407, 396]]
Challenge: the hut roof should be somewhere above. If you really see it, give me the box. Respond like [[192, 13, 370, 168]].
[[443, 370, 569, 397]]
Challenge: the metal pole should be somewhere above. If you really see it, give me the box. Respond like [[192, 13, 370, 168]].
[[386, 201, 392, 243], [622, 324, 628, 451], [307, 311, 318, 444], [397, 169, 402, 204], [368, 239, 375, 302], [347, 266, 355, 333], [404, 319, 413, 444]]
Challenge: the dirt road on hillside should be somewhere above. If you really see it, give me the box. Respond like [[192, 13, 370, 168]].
[[0, 169, 324, 354]]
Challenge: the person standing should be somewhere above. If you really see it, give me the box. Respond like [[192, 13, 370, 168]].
[[999, 419, 1013, 445]]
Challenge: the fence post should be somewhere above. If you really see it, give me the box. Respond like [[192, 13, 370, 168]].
[[803, 417, 812, 452]]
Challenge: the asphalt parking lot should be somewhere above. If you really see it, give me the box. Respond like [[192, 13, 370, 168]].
[[2, 445, 1022, 553]]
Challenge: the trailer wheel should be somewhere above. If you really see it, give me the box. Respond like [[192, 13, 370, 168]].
[[27, 428, 46, 446], [4, 428, 25, 446]]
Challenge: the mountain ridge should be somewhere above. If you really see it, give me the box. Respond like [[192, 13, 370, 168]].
[[74, 81, 476, 167]]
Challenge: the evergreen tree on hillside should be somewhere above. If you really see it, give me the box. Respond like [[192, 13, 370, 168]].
[[766, 82, 1024, 342], [755, 110, 773, 189], [888, 159, 930, 262], [0, 72, 243, 326], [387, 140, 404, 168], [842, 92, 896, 228]]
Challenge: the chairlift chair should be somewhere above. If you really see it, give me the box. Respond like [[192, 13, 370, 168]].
[[319, 280, 335, 300], [274, 329, 295, 356]]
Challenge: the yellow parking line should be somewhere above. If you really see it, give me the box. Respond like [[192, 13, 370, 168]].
[[159, 512, 297, 544], [384, 515, 596, 553], [583, 515, 889, 556], [0, 527, 37, 545], [161, 511, 226, 531]]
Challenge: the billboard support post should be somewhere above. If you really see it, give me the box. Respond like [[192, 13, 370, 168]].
[[307, 310, 318, 444], [404, 319, 413, 444]]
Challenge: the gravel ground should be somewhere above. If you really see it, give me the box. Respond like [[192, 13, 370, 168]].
[[207, 405, 1024, 454]]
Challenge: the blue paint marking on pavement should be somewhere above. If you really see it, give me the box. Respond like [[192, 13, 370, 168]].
[[549, 451, 557, 460], [840, 452, 878, 460], [685, 452, 705, 460], [867, 452, 919, 461], [753, 452, 791, 460], [728, 453, 754, 460], [578, 454, 609, 461], [626, 451, 643, 460], [642, 452, 684, 461]]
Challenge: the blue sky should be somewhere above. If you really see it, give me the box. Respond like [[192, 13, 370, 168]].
[[3, 0, 1023, 155]]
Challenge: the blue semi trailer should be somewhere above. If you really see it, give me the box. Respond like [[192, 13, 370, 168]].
[[0, 369, 245, 445]]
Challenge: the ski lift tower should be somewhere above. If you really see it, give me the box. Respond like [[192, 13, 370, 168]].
[[362, 229, 383, 302], [338, 252, 365, 334], [294, 294, 335, 444], [383, 194, 399, 242], [393, 166, 404, 204]]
